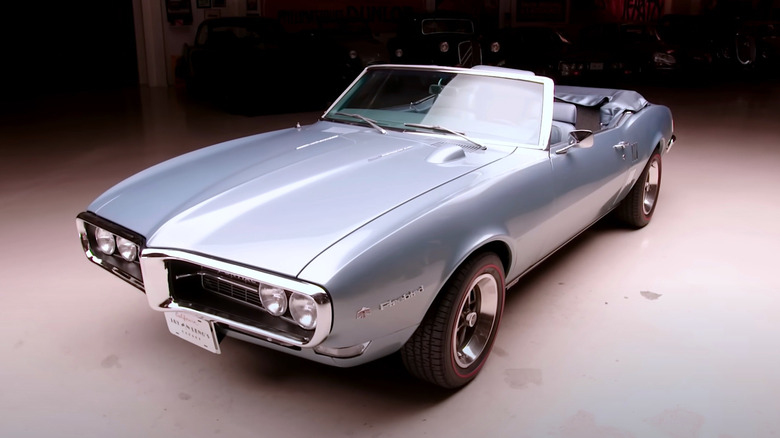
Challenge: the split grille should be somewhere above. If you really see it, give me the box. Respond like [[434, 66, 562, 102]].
[[166, 260, 313, 341], [200, 272, 262, 308]]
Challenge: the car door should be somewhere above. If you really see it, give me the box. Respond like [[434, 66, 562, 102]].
[[545, 127, 632, 247]]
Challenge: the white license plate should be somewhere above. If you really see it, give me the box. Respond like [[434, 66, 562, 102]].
[[165, 312, 221, 354], [590, 62, 604, 70]]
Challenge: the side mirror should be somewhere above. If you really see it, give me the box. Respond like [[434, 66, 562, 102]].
[[568, 130, 594, 148], [555, 130, 594, 154], [429, 84, 443, 95]]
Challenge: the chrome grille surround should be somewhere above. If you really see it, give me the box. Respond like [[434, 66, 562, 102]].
[[141, 248, 332, 348]]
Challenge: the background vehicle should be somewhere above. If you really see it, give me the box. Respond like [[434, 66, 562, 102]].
[[388, 12, 482, 67], [482, 26, 575, 78], [176, 16, 345, 112], [297, 17, 389, 89]]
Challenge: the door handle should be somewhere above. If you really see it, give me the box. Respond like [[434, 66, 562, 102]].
[[614, 141, 628, 160]]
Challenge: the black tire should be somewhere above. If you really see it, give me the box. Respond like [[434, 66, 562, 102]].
[[401, 253, 505, 389], [616, 151, 662, 228]]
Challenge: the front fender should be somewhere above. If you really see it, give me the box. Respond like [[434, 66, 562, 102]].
[[298, 151, 555, 351], [297, 173, 494, 350]]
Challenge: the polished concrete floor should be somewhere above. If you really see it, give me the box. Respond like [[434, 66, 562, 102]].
[[2, 79, 779, 438]]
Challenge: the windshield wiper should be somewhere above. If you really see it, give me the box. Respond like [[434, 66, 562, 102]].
[[334, 112, 386, 135], [404, 123, 486, 150]]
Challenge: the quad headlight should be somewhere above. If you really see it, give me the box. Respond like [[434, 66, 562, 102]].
[[95, 228, 116, 255], [93, 227, 139, 261], [257, 284, 319, 329], [116, 236, 139, 261], [289, 293, 318, 330], [259, 285, 287, 316]]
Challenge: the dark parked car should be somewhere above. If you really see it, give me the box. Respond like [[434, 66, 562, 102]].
[[388, 12, 482, 67], [657, 14, 716, 72], [571, 23, 684, 83], [483, 26, 578, 79], [299, 17, 389, 87], [176, 16, 343, 111], [754, 21, 780, 68]]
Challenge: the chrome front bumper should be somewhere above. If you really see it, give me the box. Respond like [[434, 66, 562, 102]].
[[140, 248, 333, 349]]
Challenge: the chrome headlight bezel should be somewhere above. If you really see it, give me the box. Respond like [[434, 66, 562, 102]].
[[76, 212, 146, 291]]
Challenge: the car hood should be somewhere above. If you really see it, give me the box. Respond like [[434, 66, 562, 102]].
[[89, 121, 509, 277]]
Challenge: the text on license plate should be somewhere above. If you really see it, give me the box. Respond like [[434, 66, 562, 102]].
[[165, 312, 221, 354]]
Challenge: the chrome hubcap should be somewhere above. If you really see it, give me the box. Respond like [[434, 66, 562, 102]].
[[453, 273, 499, 369], [642, 158, 660, 216]]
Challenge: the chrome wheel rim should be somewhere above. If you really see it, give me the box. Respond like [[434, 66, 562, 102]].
[[642, 158, 660, 216], [452, 272, 499, 369]]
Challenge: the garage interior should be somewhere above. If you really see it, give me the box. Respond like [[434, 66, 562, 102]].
[[2, 0, 779, 437]]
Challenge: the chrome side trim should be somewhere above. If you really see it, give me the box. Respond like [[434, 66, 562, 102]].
[[140, 248, 333, 348], [666, 135, 676, 153]]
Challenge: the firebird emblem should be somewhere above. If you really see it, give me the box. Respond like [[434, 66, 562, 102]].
[[357, 286, 424, 319], [356, 307, 372, 319]]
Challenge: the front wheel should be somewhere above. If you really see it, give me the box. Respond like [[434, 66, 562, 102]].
[[616, 151, 662, 228], [402, 253, 505, 389]]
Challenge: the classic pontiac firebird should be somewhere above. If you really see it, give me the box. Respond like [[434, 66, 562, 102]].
[[77, 65, 674, 388]]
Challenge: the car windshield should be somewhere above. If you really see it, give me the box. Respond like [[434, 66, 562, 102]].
[[324, 67, 545, 147]]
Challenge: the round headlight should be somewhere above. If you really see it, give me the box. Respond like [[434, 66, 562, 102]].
[[116, 236, 138, 261], [439, 41, 449, 53], [95, 228, 116, 255], [490, 41, 500, 53], [394, 48, 403, 58], [289, 293, 317, 330], [259, 285, 287, 316]]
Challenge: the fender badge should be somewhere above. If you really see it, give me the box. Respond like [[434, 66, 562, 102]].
[[380, 286, 423, 311], [356, 307, 372, 319]]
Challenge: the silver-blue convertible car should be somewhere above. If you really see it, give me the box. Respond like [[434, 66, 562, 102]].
[[77, 65, 674, 388]]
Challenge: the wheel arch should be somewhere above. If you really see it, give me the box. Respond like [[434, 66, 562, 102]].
[[457, 239, 512, 284]]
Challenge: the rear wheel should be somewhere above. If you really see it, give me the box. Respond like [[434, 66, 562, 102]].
[[616, 151, 662, 228], [402, 253, 505, 389]]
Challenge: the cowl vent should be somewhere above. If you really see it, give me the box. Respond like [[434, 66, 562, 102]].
[[431, 141, 483, 152], [426, 145, 467, 164]]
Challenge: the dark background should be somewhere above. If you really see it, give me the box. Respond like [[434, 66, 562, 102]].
[[2, 1, 138, 99]]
